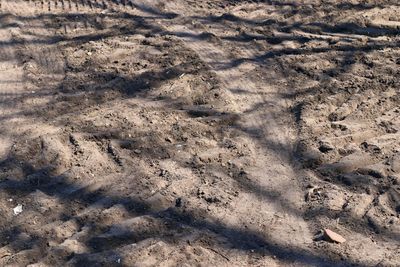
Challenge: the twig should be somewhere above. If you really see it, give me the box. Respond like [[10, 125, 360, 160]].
[[207, 247, 230, 262]]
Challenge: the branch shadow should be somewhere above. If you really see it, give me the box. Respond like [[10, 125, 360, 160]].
[[0, 0, 399, 266]]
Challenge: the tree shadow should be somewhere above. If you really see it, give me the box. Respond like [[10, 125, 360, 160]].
[[0, 0, 399, 266]]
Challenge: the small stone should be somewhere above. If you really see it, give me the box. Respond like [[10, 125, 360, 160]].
[[134, 149, 141, 154], [323, 229, 346, 243], [13, 204, 23, 215]]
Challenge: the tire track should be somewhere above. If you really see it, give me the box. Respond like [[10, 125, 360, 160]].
[[161, 0, 315, 257]]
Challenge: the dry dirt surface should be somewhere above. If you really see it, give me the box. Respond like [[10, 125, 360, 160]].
[[0, 0, 399, 266]]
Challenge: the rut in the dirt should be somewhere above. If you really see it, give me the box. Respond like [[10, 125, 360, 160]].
[[0, 1, 399, 266]]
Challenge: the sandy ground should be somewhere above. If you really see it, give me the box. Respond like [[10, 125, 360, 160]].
[[0, 0, 399, 266]]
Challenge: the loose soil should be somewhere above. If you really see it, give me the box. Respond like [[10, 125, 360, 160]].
[[0, 0, 399, 266]]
